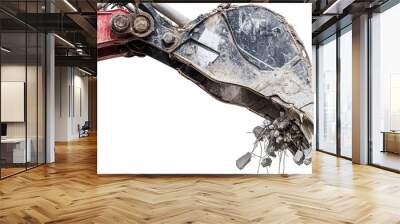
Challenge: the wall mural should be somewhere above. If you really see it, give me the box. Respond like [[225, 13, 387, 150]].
[[97, 3, 313, 174]]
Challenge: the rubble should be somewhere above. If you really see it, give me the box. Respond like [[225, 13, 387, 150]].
[[236, 111, 312, 173]]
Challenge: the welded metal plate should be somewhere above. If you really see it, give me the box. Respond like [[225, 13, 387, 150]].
[[174, 5, 313, 134]]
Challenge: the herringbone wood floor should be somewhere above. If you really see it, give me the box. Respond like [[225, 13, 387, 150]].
[[1, 134, 400, 224]]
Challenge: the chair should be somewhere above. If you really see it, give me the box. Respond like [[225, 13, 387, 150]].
[[79, 121, 90, 138]]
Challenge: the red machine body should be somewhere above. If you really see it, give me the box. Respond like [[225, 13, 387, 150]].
[[97, 9, 130, 61]]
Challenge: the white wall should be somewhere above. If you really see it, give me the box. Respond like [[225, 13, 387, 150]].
[[75, 73, 89, 133], [55, 66, 69, 141], [1, 65, 26, 130], [1, 82, 25, 122], [1, 63, 46, 163], [1, 65, 38, 138], [55, 67, 89, 141]]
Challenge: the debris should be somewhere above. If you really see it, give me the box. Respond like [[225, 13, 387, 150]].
[[236, 152, 252, 170], [261, 157, 272, 167], [237, 112, 312, 173]]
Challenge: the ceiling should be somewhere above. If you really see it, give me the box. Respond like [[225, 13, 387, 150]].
[[309, 0, 391, 43], [0, 0, 96, 74], [1, 0, 396, 73]]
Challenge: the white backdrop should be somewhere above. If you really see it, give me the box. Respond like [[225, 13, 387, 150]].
[[98, 3, 312, 174]]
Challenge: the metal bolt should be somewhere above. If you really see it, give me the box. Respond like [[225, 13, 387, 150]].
[[111, 14, 130, 33], [133, 16, 150, 33], [186, 45, 196, 55], [162, 32, 176, 46]]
